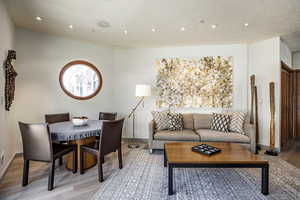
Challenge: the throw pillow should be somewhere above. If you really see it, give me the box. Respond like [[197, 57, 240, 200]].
[[167, 113, 183, 131], [151, 111, 169, 131], [209, 113, 231, 133], [229, 112, 246, 134]]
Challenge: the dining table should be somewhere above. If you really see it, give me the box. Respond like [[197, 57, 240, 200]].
[[49, 120, 103, 171]]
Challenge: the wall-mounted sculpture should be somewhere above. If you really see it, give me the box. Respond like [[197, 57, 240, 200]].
[[4, 50, 17, 111], [156, 56, 233, 108], [265, 82, 278, 156]]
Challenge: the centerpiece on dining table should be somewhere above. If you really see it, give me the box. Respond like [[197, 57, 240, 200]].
[[72, 116, 88, 126]]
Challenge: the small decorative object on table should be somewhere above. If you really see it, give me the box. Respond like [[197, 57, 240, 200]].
[[72, 116, 88, 126], [192, 144, 221, 156]]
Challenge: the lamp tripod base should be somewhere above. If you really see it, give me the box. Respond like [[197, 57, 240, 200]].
[[128, 143, 140, 149], [264, 149, 278, 156]]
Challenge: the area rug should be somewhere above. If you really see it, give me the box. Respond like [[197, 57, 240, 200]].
[[93, 149, 300, 200]]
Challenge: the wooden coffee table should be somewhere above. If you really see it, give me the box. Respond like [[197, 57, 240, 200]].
[[164, 142, 269, 196]]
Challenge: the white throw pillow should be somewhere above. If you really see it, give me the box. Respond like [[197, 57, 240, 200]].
[[151, 111, 169, 131], [229, 112, 246, 134]]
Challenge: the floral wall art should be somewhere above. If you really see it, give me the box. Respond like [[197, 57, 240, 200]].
[[156, 56, 233, 108]]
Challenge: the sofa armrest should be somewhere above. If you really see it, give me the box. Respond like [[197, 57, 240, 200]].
[[148, 120, 155, 153], [244, 123, 257, 154]]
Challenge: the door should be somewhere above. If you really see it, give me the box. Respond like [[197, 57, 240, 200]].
[[281, 63, 296, 150]]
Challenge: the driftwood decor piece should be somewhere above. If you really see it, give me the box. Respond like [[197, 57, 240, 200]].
[[250, 75, 255, 124], [265, 82, 278, 156], [250, 75, 260, 153], [4, 50, 17, 111]]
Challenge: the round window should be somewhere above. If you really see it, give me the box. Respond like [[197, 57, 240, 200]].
[[59, 60, 103, 100]]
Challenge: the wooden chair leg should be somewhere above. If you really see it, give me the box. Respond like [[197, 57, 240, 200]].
[[118, 148, 123, 169], [80, 150, 84, 174], [48, 161, 55, 191], [73, 149, 77, 174], [98, 157, 104, 182], [22, 160, 29, 187], [59, 157, 63, 166]]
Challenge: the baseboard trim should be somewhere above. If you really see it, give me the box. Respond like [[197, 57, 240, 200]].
[[122, 138, 148, 143], [0, 152, 17, 183]]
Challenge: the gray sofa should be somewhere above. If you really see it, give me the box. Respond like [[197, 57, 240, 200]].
[[148, 113, 256, 153]]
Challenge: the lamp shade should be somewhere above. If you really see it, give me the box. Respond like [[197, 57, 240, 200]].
[[135, 84, 151, 97]]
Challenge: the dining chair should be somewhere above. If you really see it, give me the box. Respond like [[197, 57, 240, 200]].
[[79, 118, 125, 182], [45, 112, 70, 165], [19, 122, 77, 191], [96, 112, 118, 149], [99, 112, 117, 120], [45, 113, 70, 124]]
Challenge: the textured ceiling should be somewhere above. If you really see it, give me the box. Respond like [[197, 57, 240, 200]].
[[4, 0, 300, 50]]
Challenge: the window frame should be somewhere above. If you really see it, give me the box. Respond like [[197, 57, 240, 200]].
[[59, 60, 103, 100]]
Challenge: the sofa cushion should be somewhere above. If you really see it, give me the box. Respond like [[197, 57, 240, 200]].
[[209, 113, 231, 133], [151, 111, 169, 131], [196, 129, 250, 143], [193, 114, 212, 129], [167, 113, 183, 131], [225, 111, 247, 134], [154, 129, 200, 141], [182, 113, 194, 129]]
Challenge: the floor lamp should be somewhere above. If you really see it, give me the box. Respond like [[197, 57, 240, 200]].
[[128, 84, 151, 149]]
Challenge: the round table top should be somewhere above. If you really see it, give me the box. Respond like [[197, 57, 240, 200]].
[[49, 120, 103, 141]]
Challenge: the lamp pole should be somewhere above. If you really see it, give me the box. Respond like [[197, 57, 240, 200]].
[[128, 97, 145, 148]]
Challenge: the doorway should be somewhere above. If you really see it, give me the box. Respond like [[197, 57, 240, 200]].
[[280, 62, 299, 150]]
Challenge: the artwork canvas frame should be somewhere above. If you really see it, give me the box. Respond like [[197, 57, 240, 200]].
[[156, 56, 233, 108]]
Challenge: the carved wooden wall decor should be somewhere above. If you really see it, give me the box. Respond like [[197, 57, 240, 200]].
[[4, 50, 17, 111]]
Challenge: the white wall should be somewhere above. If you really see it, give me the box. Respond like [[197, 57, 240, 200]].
[[13, 28, 115, 152], [293, 51, 300, 68], [280, 40, 292, 67], [248, 37, 281, 149], [113, 45, 249, 139], [0, 0, 17, 178]]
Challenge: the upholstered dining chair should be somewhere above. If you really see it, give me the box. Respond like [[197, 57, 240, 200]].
[[19, 122, 77, 191], [80, 118, 125, 182], [99, 112, 117, 120], [96, 112, 117, 146], [45, 112, 70, 165]]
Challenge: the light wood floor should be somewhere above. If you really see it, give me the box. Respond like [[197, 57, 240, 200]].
[[279, 139, 300, 168], [0, 142, 144, 200]]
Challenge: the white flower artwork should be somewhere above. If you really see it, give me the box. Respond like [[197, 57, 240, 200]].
[[156, 56, 233, 108]]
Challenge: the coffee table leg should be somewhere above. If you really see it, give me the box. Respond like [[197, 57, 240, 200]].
[[261, 164, 269, 195], [168, 165, 173, 195]]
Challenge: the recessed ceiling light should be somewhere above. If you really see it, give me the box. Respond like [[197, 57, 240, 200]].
[[35, 16, 42, 21], [151, 28, 156, 32], [211, 24, 217, 29], [68, 25, 73, 29], [200, 19, 205, 24], [244, 23, 249, 27], [124, 30, 128, 35], [97, 20, 110, 28], [180, 27, 185, 31]]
